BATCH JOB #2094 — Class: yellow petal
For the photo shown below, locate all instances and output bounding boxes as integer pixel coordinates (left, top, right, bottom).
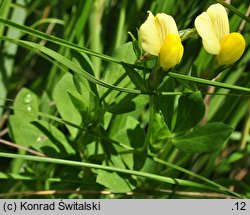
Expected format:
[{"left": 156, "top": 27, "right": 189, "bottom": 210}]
[
  {"left": 139, "top": 11, "right": 161, "bottom": 55},
  {"left": 217, "top": 32, "right": 246, "bottom": 65},
  {"left": 159, "top": 34, "right": 184, "bottom": 70},
  {"left": 155, "top": 13, "right": 178, "bottom": 45},
  {"left": 207, "top": 3, "right": 229, "bottom": 43},
  {"left": 195, "top": 12, "right": 220, "bottom": 55}
]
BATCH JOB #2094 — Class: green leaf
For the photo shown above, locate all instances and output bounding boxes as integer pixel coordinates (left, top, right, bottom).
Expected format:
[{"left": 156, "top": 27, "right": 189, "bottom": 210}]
[
  {"left": 96, "top": 155, "right": 136, "bottom": 192},
  {"left": 150, "top": 112, "right": 171, "bottom": 152},
  {"left": 156, "top": 77, "right": 176, "bottom": 130},
  {"left": 39, "top": 92, "right": 56, "bottom": 119},
  {"left": 174, "top": 91, "right": 205, "bottom": 133},
  {"left": 103, "top": 42, "right": 138, "bottom": 104},
  {"left": 53, "top": 73, "right": 82, "bottom": 137},
  {"left": 88, "top": 90, "right": 102, "bottom": 120},
  {"left": 72, "top": 73, "right": 91, "bottom": 108},
  {"left": 67, "top": 91, "right": 87, "bottom": 114},
  {"left": 128, "top": 31, "right": 141, "bottom": 59},
  {"left": 12, "top": 88, "right": 39, "bottom": 122},
  {"left": 122, "top": 63, "right": 147, "bottom": 91},
  {"left": 67, "top": 91, "right": 98, "bottom": 125},
  {"left": 172, "top": 122, "right": 233, "bottom": 153},
  {"left": 8, "top": 88, "right": 74, "bottom": 157},
  {"left": 8, "top": 115, "right": 40, "bottom": 149},
  {"left": 9, "top": 117, "right": 75, "bottom": 157},
  {"left": 31, "top": 121, "right": 75, "bottom": 156},
  {"left": 106, "top": 94, "right": 148, "bottom": 114},
  {"left": 70, "top": 88, "right": 102, "bottom": 125},
  {"left": 96, "top": 170, "right": 136, "bottom": 192},
  {"left": 71, "top": 51, "right": 98, "bottom": 94},
  {"left": 109, "top": 115, "right": 146, "bottom": 170}
]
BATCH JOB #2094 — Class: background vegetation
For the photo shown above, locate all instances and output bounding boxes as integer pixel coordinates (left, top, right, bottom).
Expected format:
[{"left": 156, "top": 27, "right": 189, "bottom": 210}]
[{"left": 0, "top": 0, "right": 249, "bottom": 198}]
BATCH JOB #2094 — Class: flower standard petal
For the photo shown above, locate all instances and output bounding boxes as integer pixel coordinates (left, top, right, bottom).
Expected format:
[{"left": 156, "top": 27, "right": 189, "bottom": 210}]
[
  {"left": 139, "top": 11, "right": 161, "bottom": 55},
  {"left": 217, "top": 33, "right": 246, "bottom": 65},
  {"left": 207, "top": 3, "right": 230, "bottom": 43},
  {"left": 195, "top": 12, "right": 221, "bottom": 55},
  {"left": 159, "top": 34, "right": 184, "bottom": 70},
  {"left": 155, "top": 13, "right": 178, "bottom": 45}
]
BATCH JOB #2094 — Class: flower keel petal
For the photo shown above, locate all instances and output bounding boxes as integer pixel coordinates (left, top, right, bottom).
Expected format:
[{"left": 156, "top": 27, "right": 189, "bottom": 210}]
[
  {"left": 159, "top": 34, "right": 184, "bottom": 70},
  {"left": 217, "top": 32, "right": 246, "bottom": 65}
]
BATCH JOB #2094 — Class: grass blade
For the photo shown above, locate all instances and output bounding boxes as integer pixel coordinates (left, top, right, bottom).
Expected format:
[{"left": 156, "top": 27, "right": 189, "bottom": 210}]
[{"left": 0, "top": 152, "right": 239, "bottom": 196}]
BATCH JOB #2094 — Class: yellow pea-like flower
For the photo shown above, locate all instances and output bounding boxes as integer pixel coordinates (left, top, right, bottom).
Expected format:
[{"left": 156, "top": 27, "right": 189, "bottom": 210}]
[
  {"left": 139, "top": 11, "right": 183, "bottom": 70},
  {"left": 195, "top": 3, "right": 246, "bottom": 66}
]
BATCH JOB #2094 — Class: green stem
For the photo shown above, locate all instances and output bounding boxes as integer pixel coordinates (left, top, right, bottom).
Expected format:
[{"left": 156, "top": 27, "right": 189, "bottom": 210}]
[
  {"left": 100, "top": 73, "right": 127, "bottom": 102},
  {"left": 168, "top": 72, "right": 250, "bottom": 92},
  {"left": 143, "top": 95, "right": 155, "bottom": 151},
  {"left": 0, "top": 152, "right": 218, "bottom": 191},
  {"left": 149, "top": 153, "right": 244, "bottom": 198},
  {"left": 147, "top": 67, "right": 166, "bottom": 90}
]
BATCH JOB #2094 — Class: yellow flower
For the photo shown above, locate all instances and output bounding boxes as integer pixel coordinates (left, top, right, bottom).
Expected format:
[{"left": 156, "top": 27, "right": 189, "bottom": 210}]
[
  {"left": 195, "top": 3, "right": 246, "bottom": 66},
  {"left": 139, "top": 11, "right": 183, "bottom": 70}
]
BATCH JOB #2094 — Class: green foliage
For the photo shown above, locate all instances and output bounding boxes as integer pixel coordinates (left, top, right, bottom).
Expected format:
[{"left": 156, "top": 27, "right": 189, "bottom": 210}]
[
  {"left": 174, "top": 91, "right": 205, "bottom": 133},
  {"left": 9, "top": 88, "right": 75, "bottom": 157},
  {"left": 53, "top": 73, "right": 82, "bottom": 137},
  {"left": 172, "top": 122, "right": 233, "bottom": 153},
  {"left": 149, "top": 112, "right": 171, "bottom": 152},
  {"left": 0, "top": 0, "right": 249, "bottom": 199}
]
